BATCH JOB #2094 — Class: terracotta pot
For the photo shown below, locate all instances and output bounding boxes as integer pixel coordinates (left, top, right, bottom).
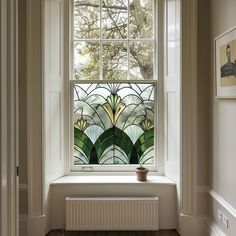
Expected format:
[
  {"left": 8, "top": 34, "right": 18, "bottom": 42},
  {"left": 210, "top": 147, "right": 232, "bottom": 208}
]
[{"left": 135, "top": 167, "right": 148, "bottom": 181}]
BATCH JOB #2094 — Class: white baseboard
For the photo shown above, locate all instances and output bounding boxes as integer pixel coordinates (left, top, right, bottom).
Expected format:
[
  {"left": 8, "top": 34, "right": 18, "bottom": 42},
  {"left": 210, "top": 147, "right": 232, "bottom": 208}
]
[
  {"left": 207, "top": 220, "right": 226, "bottom": 236},
  {"left": 27, "top": 215, "right": 45, "bottom": 236},
  {"left": 180, "top": 214, "right": 208, "bottom": 236}
]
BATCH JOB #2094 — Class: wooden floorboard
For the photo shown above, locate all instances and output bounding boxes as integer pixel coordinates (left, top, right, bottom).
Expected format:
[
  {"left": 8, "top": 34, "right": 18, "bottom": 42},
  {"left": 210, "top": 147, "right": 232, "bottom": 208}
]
[{"left": 47, "top": 230, "right": 179, "bottom": 236}]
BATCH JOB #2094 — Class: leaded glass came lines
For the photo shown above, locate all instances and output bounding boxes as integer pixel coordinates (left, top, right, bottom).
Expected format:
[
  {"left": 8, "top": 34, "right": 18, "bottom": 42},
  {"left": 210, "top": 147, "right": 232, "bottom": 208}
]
[{"left": 73, "top": 82, "right": 155, "bottom": 165}]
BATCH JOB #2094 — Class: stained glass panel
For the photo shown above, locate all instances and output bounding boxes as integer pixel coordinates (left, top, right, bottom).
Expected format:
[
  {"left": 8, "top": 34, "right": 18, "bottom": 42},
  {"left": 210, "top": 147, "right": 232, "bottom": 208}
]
[{"left": 73, "top": 82, "right": 156, "bottom": 166}]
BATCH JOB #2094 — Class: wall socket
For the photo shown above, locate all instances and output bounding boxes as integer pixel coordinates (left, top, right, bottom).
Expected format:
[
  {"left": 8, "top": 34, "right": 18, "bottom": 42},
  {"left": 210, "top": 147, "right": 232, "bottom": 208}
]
[{"left": 217, "top": 209, "right": 229, "bottom": 228}]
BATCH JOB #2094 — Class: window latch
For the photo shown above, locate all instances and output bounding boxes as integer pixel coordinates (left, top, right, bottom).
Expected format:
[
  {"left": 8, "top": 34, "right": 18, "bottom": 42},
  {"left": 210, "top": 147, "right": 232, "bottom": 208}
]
[{"left": 81, "top": 166, "right": 93, "bottom": 171}]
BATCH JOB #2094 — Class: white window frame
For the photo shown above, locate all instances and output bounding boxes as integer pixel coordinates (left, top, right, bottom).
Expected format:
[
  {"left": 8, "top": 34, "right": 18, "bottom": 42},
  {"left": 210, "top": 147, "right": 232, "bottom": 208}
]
[{"left": 67, "top": 0, "right": 164, "bottom": 174}]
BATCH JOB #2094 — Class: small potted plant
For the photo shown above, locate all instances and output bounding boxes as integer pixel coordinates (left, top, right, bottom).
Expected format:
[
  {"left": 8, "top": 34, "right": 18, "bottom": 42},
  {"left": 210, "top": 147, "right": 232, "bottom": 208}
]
[{"left": 135, "top": 163, "right": 148, "bottom": 181}]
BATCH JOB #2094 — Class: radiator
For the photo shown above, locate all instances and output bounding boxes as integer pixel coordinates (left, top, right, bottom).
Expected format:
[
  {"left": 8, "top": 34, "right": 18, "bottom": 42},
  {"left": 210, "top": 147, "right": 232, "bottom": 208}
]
[{"left": 65, "top": 197, "right": 159, "bottom": 231}]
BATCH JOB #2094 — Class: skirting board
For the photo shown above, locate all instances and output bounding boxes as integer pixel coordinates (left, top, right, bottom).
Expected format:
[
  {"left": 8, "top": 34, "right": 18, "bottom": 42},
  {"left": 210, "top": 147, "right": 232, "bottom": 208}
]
[
  {"left": 27, "top": 215, "right": 45, "bottom": 236},
  {"left": 180, "top": 214, "right": 208, "bottom": 236},
  {"left": 180, "top": 214, "right": 227, "bottom": 236},
  {"left": 207, "top": 220, "right": 226, "bottom": 236}
]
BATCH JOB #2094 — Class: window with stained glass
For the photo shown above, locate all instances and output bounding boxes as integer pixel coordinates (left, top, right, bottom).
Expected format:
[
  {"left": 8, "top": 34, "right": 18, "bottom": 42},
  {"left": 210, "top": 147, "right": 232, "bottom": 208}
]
[
  {"left": 73, "top": 82, "right": 156, "bottom": 167},
  {"left": 72, "top": 0, "right": 158, "bottom": 171}
]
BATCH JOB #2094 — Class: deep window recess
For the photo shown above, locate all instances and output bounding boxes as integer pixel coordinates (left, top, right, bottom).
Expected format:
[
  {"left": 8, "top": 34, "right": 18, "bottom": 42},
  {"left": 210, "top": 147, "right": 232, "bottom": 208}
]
[{"left": 71, "top": 0, "right": 158, "bottom": 172}]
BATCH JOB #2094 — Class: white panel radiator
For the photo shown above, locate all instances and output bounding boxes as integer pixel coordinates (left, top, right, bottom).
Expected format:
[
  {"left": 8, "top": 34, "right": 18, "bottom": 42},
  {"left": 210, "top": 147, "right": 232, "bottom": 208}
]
[{"left": 65, "top": 197, "right": 159, "bottom": 231}]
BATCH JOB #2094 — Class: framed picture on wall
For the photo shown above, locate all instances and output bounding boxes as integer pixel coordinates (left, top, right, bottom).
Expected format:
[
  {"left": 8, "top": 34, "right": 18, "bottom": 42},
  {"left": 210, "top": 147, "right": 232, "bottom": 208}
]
[{"left": 215, "top": 26, "right": 236, "bottom": 98}]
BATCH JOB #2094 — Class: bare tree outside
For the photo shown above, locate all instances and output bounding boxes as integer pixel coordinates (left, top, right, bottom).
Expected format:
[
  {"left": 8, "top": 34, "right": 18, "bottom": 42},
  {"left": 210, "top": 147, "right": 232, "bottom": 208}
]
[{"left": 74, "top": 0, "right": 155, "bottom": 80}]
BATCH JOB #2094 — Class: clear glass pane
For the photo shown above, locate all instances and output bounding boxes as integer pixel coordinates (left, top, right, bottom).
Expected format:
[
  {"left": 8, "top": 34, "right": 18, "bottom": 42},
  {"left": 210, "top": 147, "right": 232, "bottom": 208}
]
[
  {"left": 74, "top": 0, "right": 100, "bottom": 39},
  {"left": 102, "top": 42, "right": 128, "bottom": 80},
  {"left": 130, "top": 42, "right": 153, "bottom": 80},
  {"left": 129, "top": 0, "right": 154, "bottom": 39},
  {"left": 102, "top": 0, "right": 128, "bottom": 39},
  {"left": 74, "top": 41, "right": 100, "bottom": 80},
  {"left": 73, "top": 82, "right": 155, "bottom": 165}
]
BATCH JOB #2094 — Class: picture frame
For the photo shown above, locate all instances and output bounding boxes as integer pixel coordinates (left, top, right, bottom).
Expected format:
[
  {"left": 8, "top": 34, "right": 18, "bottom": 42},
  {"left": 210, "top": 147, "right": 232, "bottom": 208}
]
[{"left": 215, "top": 26, "right": 236, "bottom": 98}]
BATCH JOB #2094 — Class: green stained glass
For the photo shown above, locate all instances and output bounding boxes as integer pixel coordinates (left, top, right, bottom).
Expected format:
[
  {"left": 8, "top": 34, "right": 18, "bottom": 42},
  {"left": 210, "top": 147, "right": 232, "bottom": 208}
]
[{"left": 73, "top": 82, "right": 156, "bottom": 165}]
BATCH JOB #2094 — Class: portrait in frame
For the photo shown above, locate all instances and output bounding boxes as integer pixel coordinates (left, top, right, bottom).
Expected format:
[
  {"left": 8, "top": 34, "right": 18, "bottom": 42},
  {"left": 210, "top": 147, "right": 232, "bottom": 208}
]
[{"left": 215, "top": 26, "right": 236, "bottom": 98}]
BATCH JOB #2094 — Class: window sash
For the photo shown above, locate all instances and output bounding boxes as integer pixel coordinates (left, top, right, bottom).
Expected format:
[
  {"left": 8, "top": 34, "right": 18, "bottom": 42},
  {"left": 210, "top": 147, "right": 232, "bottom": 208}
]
[
  {"left": 70, "top": 79, "right": 158, "bottom": 172},
  {"left": 72, "top": 0, "right": 157, "bottom": 81},
  {"left": 69, "top": 0, "right": 160, "bottom": 172}
]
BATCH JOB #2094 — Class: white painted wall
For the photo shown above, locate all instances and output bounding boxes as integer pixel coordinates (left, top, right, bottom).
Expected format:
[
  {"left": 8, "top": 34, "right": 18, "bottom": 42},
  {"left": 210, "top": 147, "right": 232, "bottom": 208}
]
[
  {"left": 209, "top": 0, "right": 236, "bottom": 235},
  {"left": 19, "top": 0, "right": 28, "bottom": 217},
  {"left": 164, "top": 0, "right": 181, "bottom": 188},
  {"left": 180, "top": 0, "right": 210, "bottom": 235},
  {"left": 19, "top": 1, "right": 28, "bottom": 235},
  {"left": 197, "top": 0, "right": 210, "bottom": 217},
  {"left": 50, "top": 182, "right": 177, "bottom": 230},
  {"left": 44, "top": 0, "right": 66, "bottom": 233},
  {"left": 26, "top": 0, "right": 45, "bottom": 235},
  {"left": 1, "top": 0, "right": 19, "bottom": 236},
  {"left": 164, "top": 0, "right": 181, "bottom": 232},
  {"left": 1, "top": 2, "right": 9, "bottom": 235}
]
